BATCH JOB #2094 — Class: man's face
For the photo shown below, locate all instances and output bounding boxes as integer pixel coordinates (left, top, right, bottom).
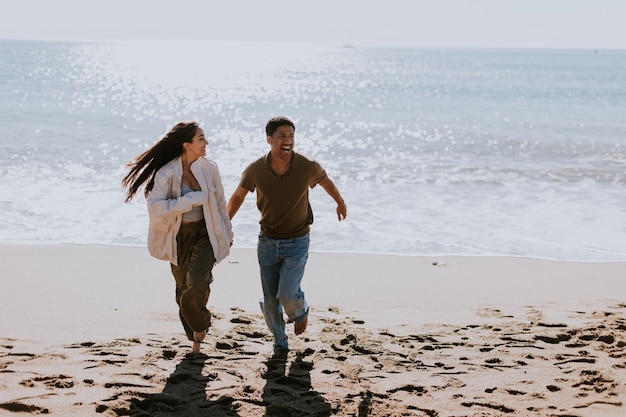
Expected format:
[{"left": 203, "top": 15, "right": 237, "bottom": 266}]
[{"left": 267, "top": 125, "right": 295, "bottom": 161}]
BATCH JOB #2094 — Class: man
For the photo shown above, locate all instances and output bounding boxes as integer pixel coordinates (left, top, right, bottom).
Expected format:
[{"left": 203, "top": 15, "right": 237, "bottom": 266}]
[{"left": 227, "top": 116, "right": 347, "bottom": 356}]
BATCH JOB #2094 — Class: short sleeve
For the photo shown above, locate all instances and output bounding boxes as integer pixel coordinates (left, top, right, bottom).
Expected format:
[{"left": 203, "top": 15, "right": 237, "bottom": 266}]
[
  {"left": 239, "top": 164, "right": 256, "bottom": 192},
  {"left": 310, "top": 160, "right": 327, "bottom": 187}
]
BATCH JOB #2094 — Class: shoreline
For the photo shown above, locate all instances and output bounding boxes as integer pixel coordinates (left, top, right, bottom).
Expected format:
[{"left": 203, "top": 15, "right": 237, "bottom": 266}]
[{"left": 2, "top": 240, "right": 625, "bottom": 262}]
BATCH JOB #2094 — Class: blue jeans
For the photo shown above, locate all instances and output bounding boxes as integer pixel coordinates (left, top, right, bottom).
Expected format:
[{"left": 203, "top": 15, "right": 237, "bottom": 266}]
[{"left": 257, "top": 233, "right": 310, "bottom": 350}]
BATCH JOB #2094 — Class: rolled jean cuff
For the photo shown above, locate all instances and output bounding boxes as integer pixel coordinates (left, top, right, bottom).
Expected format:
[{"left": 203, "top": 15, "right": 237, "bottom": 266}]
[{"left": 288, "top": 306, "right": 309, "bottom": 324}]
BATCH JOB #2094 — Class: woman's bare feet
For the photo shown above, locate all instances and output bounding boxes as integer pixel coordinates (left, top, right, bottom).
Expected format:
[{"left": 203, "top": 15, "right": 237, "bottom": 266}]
[
  {"left": 294, "top": 317, "right": 308, "bottom": 335},
  {"left": 192, "top": 330, "right": 207, "bottom": 353}
]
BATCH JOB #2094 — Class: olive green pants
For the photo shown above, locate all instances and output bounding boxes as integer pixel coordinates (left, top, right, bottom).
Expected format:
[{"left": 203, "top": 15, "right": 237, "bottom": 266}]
[{"left": 170, "top": 220, "right": 215, "bottom": 341}]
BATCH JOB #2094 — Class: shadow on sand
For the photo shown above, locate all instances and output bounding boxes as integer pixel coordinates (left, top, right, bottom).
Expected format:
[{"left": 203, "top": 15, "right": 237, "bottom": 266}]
[
  {"left": 262, "top": 351, "right": 332, "bottom": 416},
  {"left": 128, "top": 353, "right": 241, "bottom": 417},
  {"left": 126, "top": 350, "right": 331, "bottom": 417}
]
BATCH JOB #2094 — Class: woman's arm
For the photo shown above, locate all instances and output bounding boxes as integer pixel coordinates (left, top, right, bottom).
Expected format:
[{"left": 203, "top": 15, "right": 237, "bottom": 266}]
[{"left": 147, "top": 169, "right": 205, "bottom": 217}]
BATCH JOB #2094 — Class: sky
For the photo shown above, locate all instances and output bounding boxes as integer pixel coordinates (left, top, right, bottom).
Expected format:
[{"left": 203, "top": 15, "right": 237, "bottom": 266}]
[{"left": 1, "top": 0, "right": 625, "bottom": 49}]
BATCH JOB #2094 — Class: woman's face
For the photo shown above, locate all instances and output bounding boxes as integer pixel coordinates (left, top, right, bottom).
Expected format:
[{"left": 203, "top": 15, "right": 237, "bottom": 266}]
[{"left": 184, "top": 127, "right": 208, "bottom": 159}]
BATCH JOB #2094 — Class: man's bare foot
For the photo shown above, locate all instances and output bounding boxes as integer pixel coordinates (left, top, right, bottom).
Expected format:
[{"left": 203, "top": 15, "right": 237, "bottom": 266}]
[
  {"left": 192, "top": 330, "right": 207, "bottom": 353},
  {"left": 294, "top": 317, "right": 308, "bottom": 335},
  {"left": 270, "top": 347, "right": 289, "bottom": 363}
]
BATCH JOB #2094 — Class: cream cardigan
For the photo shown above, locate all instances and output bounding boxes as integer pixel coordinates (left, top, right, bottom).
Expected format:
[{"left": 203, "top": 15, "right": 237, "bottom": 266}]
[{"left": 146, "top": 156, "right": 233, "bottom": 266}]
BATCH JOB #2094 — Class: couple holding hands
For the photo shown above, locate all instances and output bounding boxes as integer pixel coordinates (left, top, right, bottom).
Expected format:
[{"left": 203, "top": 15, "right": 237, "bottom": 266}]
[{"left": 122, "top": 116, "right": 347, "bottom": 355}]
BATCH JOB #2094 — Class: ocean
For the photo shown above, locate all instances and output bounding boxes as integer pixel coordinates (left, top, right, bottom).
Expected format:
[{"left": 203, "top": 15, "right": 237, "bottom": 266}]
[{"left": 1, "top": 40, "right": 624, "bottom": 261}]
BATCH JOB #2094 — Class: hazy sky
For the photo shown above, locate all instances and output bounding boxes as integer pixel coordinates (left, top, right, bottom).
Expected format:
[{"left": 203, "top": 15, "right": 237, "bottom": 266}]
[{"left": 1, "top": 0, "right": 625, "bottom": 49}]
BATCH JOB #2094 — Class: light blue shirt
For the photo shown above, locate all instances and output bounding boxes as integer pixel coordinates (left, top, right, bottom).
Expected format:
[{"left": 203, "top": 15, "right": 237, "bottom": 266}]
[{"left": 181, "top": 182, "right": 204, "bottom": 222}]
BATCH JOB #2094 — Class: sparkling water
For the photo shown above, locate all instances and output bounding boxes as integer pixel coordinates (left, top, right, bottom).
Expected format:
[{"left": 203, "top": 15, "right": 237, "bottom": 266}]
[{"left": 1, "top": 40, "right": 625, "bottom": 261}]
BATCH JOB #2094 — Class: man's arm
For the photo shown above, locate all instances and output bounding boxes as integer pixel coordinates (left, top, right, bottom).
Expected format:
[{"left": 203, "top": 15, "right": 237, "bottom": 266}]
[
  {"left": 227, "top": 186, "right": 250, "bottom": 220},
  {"left": 318, "top": 177, "right": 347, "bottom": 221}
]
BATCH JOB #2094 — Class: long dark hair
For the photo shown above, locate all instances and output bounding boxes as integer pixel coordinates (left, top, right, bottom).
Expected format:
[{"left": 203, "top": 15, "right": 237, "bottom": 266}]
[{"left": 122, "top": 121, "right": 199, "bottom": 202}]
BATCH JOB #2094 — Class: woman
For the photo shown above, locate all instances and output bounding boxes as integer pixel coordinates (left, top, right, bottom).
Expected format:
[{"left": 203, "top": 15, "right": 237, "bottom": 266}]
[{"left": 122, "top": 121, "right": 233, "bottom": 353}]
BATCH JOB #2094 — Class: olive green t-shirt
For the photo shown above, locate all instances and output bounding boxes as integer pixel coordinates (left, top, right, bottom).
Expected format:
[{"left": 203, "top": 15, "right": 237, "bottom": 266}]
[{"left": 240, "top": 151, "right": 327, "bottom": 239}]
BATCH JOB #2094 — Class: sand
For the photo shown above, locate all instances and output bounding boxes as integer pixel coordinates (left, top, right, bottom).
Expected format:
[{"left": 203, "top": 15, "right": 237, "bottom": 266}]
[{"left": 0, "top": 244, "right": 624, "bottom": 416}]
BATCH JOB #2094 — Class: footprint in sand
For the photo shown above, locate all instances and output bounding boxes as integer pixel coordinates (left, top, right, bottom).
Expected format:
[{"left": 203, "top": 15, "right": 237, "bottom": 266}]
[
  {"left": 0, "top": 402, "right": 50, "bottom": 414},
  {"left": 20, "top": 374, "right": 76, "bottom": 389}
]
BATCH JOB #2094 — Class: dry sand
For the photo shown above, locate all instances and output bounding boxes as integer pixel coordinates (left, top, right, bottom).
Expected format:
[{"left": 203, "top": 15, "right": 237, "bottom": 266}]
[{"left": 1, "top": 244, "right": 625, "bottom": 416}]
